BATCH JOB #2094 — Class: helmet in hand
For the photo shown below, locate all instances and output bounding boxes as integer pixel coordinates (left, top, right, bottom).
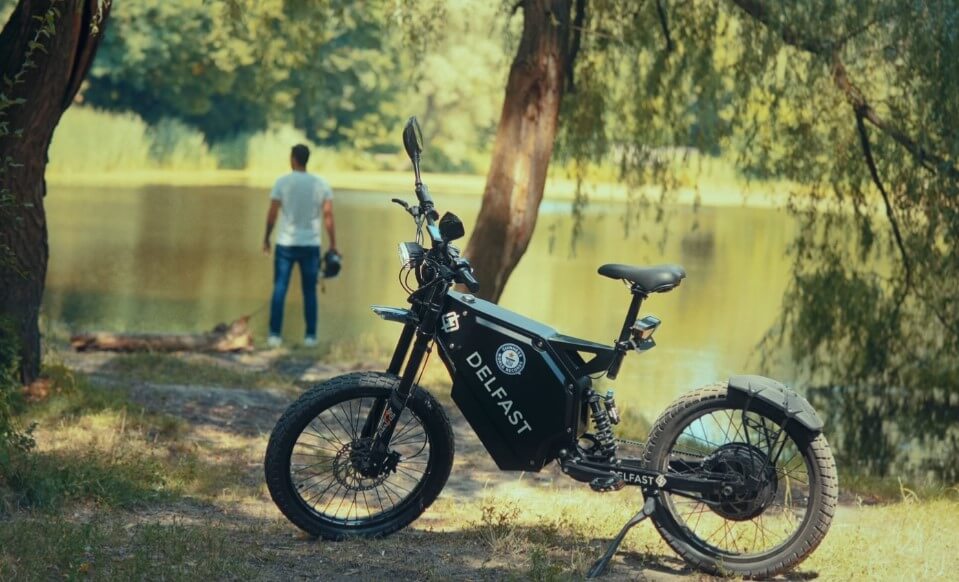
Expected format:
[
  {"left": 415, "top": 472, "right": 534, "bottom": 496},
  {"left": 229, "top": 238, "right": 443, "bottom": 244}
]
[{"left": 322, "top": 249, "right": 342, "bottom": 279}]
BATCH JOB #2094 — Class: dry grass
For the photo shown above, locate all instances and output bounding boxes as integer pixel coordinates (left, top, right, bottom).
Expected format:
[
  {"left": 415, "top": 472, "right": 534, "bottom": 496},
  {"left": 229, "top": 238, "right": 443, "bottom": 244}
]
[{"left": 2, "top": 357, "right": 958, "bottom": 580}]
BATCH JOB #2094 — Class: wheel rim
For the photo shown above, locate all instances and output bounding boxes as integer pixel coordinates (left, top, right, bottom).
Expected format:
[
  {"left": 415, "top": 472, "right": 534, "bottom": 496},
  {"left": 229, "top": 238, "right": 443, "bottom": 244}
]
[
  {"left": 659, "top": 406, "right": 814, "bottom": 559},
  {"left": 289, "top": 396, "right": 431, "bottom": 525}
]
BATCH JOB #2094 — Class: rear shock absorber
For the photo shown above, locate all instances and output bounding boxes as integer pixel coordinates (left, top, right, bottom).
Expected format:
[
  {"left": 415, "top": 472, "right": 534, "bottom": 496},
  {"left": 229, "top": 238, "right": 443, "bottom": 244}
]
[{"left": 588, "top": 390, "right": 618, "bottom": 459}]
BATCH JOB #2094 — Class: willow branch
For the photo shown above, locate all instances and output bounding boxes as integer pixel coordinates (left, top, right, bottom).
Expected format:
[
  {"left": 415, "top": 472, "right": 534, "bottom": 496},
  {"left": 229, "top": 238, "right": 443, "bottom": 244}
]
[
  {"left": 567, "top": 0, "right": 586, "bottom": 91},
  {"left": 655, "top": 0, "right": 674, "bottom": 53},
  {"left": 729, "top": 0, "right": 959, "bottom": 181},
  {"left": 854, "top": 112, "right": 912, "bottom": 296}
]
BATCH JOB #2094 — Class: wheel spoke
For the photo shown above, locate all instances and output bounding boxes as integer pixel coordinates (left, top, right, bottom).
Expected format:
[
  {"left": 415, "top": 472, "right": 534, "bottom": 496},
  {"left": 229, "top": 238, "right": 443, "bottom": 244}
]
[
  {"left": 288, "top": 393, "right": 433, "bottom": 527},
  {"left": 660, "top": 405, "right": 813, "bottom": 559}
]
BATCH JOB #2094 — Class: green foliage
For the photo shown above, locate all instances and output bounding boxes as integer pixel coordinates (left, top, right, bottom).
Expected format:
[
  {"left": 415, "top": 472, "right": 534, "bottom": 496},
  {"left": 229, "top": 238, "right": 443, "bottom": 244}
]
[
  {"left": 0, "top": 319, "right": 32, "bottom": 457},
  {"left": 48, "top": 107, "right": 217, "bottom": 173},
  {"left": 73, "top": 0, "right": 506, "bottom": 172},
  {"left": 84, "top": 1, "right": 401, "bottom": 145},
  {"left": 553, "top": 0, "right": 959, "bottom": 481}
]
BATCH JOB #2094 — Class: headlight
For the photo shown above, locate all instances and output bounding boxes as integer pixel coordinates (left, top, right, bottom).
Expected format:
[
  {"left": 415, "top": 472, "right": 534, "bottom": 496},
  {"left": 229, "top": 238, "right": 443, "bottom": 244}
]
[{"left": 398, "top": 242, "right": 424, "bottom": 266}]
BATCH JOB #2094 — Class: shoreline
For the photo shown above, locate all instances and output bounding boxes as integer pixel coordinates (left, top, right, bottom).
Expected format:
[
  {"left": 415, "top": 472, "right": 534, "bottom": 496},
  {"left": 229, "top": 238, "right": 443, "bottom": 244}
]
[{"left": 46, "top": 169, "right": 793, "bottom": 209}]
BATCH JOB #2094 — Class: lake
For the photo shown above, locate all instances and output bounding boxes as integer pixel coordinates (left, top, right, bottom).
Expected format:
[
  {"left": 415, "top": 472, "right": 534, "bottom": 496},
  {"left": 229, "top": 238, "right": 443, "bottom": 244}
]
[{"left": 44, "top": 183, "right": 796, "bottom": 416}]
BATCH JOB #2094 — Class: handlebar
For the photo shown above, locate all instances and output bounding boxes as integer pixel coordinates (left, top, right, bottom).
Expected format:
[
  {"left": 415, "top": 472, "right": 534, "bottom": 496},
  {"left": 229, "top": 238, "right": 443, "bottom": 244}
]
[
  {"left": 415, "top": 183, "right": 438, "bottom": 221},
  {"left": 453, "top": 259, "right": 480, "bottom": 293},
  {"left": 398, "top": 146, "right": 480, "bottom": 293},
  {"left": 458, "top": 268, "right": 481, "bottom": 293}
]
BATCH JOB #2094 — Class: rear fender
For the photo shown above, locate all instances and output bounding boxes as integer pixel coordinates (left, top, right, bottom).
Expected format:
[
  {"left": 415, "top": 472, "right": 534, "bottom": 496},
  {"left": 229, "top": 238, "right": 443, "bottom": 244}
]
[{"left": 727, "top": 375, "right": 824, "bottom": 434}]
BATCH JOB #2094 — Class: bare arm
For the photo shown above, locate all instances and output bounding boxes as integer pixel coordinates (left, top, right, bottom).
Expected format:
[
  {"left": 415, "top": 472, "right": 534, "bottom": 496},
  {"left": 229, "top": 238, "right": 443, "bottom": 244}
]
[
  {"left": 263, "top": 199, "right": 280, "bottom": 254},
  {"left": 323, "top": 198, "right": 337, "bottom": 251}
]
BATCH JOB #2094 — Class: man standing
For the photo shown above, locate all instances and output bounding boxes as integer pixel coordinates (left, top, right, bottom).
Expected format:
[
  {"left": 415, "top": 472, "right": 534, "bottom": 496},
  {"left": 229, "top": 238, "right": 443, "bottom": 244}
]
[{"left": 263, "top": 144, "right": 336, "bottom": 348}]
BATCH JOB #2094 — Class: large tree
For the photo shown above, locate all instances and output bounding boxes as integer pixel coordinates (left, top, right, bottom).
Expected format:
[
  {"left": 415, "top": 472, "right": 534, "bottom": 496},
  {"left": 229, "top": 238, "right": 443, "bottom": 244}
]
[
  {"left": 0, "top": 0, "right": 111, "bottom": 384},
  {"left": 463, "top": 0, "right": 575, "bottom": 301}
]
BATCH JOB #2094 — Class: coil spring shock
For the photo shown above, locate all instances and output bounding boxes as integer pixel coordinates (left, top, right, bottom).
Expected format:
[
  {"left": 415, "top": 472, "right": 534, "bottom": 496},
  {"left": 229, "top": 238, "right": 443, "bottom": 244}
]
[{"left": 588, "top": 390, "right": 618, "bottom": 458}]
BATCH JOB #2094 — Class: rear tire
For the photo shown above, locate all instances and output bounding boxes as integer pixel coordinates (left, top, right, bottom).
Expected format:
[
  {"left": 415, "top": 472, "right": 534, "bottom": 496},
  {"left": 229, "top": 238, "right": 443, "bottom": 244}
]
[
  {"left": 643, "top": 384, "right": 838, "bottom": 578},
  {"left": 264, "top": 372, "right": 454, "bottom": 539}
]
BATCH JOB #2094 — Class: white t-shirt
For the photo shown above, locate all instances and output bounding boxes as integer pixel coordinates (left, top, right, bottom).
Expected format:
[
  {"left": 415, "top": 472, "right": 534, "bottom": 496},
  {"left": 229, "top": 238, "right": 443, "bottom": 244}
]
[{"left": 269, "top": 171, "right": 333, "bottom": 247}]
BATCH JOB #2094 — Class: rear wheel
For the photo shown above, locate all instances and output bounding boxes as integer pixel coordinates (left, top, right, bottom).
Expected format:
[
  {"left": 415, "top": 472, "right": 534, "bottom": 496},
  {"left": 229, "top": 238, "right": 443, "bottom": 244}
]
[
  {"left": 264, "top": 372, "right": 454, "bottom": 539},
  {"left": 643, "top": 384, "right": 837, "bottom": 578}
]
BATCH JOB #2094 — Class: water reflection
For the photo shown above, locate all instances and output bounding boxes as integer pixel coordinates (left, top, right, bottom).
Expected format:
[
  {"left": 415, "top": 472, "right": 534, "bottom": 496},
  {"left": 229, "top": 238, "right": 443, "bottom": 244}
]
[
  {"left": 807, "top": 384, "right": 959, "bottom": 483},
  {"left": 44, "top": 184, "right": 795, "bottom": 421}
]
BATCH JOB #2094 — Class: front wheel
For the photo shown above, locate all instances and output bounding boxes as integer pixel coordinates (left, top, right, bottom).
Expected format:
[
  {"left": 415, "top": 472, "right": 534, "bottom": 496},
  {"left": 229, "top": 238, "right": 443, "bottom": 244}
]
[
  {"left": 264, "top": 372, "right": 454, "bottom": 539},
  {"left": 643, "top": 384, "right": 838, "bottom": 578}
]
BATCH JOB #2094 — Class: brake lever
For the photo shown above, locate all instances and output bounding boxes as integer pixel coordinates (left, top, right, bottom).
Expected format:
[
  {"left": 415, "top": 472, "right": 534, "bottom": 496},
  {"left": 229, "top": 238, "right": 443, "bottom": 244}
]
[{"left": 391, "top": 198, "right": 419, "bottom": 217}]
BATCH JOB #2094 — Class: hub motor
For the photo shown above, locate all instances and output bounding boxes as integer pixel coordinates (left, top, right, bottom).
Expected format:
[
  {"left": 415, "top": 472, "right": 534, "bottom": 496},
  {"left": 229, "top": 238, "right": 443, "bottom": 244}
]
[{"left": 702, "top": 443, "right": 778, "bottom": 521}]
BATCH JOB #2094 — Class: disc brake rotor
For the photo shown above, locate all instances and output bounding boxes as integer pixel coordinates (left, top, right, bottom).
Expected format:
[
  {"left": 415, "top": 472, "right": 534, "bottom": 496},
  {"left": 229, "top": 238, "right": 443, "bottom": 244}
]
[{"left": 330, "top": 440, "right": 399, "bottom": 492}]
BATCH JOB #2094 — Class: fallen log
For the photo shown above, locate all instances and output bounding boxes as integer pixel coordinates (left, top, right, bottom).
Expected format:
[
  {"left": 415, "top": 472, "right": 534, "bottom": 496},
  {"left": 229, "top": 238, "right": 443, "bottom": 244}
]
[{"left": 70, "top": 317, "right": 254, "bottom": 353}]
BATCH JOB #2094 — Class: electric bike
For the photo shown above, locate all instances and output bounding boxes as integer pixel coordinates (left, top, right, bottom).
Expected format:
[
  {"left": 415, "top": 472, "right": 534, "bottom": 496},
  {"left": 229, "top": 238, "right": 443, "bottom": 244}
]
[{"left": 264, "top": 117, "right": 838, "bottom": 578}]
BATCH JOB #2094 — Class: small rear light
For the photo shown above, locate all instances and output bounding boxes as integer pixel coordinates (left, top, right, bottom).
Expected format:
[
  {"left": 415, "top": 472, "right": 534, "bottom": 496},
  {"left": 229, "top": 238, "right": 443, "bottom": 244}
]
[{"left": 631, "top": 315, "right": 661, "bottom": 341}]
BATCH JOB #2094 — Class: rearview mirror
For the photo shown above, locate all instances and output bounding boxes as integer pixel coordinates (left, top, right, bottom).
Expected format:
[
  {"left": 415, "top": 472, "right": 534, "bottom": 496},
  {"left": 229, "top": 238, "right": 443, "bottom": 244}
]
[
  {"left": 439, "top": 212, "right": 465, "bottom": 242},
  {"left": 403, "top": 116, "right": 424, "bottom": 161}
]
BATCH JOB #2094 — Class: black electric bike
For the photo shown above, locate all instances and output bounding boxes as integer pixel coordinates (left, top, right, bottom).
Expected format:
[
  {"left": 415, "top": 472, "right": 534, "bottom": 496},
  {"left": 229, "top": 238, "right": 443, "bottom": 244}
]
[{"left": 265, "top": 117, "right": 838, "bottom": 578}]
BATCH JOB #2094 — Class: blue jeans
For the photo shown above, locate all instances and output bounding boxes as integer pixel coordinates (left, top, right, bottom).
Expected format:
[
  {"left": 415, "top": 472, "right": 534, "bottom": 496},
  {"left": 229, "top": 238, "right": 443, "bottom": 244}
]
[{"left": 269, "top": 245, "right": 320, "bottom": 337}]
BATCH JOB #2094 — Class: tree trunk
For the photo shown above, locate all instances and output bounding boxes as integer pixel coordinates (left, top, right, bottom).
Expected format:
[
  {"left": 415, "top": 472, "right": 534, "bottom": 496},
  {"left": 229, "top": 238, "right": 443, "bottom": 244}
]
[
  {"left": 0, "top": 0, "right": 111, "bottom": 384},
  {"left": 463, "top": 0, "right": 573, "bottom": 302}
]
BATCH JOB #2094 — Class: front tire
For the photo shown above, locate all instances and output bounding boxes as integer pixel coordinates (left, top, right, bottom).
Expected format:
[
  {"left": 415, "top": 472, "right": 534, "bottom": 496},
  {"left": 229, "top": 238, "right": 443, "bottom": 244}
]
[
  {"left": 264, "top": 372, "right": 454, "bottom": 539},
  {"left": 643, "top": 384, "right": 838, "bottom": 578}
]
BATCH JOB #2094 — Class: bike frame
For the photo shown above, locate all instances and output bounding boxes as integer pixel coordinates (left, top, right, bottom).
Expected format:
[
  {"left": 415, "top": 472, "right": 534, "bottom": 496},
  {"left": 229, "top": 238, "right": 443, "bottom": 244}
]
[{"left": 366, "top": 274, "right": 749, "bottom": 500}]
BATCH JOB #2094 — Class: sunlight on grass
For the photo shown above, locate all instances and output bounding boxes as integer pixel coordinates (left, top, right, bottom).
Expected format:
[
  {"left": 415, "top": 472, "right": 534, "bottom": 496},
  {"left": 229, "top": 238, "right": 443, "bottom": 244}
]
[
  {"left": 102, "top": 352, "right": 297, "bottom": 392},
  {"left": 1, "top": 367, "right": 265, "bottom": 512}
]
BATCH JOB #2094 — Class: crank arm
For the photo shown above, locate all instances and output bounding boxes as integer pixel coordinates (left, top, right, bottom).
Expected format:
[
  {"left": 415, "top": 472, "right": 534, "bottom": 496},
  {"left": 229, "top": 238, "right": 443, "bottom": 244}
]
[{"left": 560, "top": 458, "right": 623, "bottom": 483}]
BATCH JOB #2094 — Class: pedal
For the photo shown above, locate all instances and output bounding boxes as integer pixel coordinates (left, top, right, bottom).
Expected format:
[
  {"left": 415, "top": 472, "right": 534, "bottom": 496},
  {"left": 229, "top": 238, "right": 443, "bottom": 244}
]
[{"left": 589, "top": 475, "right": 625, "bottom": 492}]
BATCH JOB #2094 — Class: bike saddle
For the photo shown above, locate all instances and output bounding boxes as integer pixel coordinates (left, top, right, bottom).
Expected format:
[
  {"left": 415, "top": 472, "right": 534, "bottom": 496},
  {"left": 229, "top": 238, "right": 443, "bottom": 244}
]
[{"left": 597, "top": 263, "right": 686, "bottom": 293}]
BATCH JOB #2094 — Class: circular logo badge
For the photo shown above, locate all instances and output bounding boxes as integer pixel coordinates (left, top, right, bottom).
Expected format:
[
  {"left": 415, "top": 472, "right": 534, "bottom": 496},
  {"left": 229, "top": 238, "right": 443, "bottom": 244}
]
[{"left": 495, "top": 343, "right": 526, "bottom": 376}]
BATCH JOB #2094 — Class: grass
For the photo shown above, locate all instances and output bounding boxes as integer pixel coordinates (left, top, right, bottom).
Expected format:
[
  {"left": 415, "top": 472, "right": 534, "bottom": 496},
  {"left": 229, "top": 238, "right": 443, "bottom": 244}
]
[
  {"left": 100, "top": 352, "right": 297, "bottom": 392},
  {"left": 838, "top": 471, "right": 959, "bottom": 504},
  {"left": 0, "top": 364, "right": 259, "bottom": 513},
  {"left": 0, "top": 517, "right": 261, "bottom": 581},
  {"left": 2, "top": 353, "right": 958, "bottom": 580}
]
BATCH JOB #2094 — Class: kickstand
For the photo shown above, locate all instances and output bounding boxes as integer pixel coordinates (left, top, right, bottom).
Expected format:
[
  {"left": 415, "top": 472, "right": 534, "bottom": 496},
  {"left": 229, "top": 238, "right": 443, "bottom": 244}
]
[{"left": 586, "top": 495, "right": 658, "bottom": 578}]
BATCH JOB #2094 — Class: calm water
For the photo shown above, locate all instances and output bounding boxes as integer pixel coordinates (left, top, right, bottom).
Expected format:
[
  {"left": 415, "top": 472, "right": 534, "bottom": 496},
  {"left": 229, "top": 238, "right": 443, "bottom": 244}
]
[{"left": 44, "top": 184, "right": 796, "bottom": 415}]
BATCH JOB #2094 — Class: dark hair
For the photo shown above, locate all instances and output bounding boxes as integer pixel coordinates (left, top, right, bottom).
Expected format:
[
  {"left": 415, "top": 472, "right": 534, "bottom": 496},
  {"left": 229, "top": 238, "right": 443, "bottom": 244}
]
[{"left": 291, "top": 144, "right": 310, "bottom": 166}]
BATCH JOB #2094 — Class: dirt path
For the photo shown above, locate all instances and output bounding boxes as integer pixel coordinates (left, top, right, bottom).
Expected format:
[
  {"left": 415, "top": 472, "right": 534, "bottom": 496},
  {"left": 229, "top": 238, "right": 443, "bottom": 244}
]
[{"left": 53, "top": 351, "right": 753, "bottom": 580}]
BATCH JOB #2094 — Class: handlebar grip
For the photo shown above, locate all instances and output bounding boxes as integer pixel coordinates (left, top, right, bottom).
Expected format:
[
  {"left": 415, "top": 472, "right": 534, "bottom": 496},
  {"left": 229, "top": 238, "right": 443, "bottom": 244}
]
[
  {"left": 456, "top": 266, "right": 480, "bottom": 293},
  {"left": 462, "top": 271, "right": 480, "bottom": 294}
]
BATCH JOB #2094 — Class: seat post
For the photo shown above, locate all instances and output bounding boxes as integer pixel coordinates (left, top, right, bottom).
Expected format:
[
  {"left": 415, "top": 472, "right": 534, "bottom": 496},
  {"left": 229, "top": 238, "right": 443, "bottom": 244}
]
[
  {"left": 617, "top": 287, "right": 646, "bottom": 344},
  {"left": 607, "top": 287, "right": 646, "bottom": 379}
]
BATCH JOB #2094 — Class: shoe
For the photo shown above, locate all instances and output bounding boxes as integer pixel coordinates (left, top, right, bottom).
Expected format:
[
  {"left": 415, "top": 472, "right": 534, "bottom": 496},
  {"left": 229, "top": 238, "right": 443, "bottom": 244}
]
[
  {"left": 303, "top": 336, "right": 318, "bottom": 347},
  {"left": 266, "top": 335, "right": 283, "bottom": 348}
]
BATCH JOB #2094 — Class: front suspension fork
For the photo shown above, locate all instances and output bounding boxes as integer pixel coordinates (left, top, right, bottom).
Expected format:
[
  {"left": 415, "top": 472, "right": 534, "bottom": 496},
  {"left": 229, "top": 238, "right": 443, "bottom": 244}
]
[
  {"left": 360, "top": 322, "right": 415, "bottom": 439},
  {"left": 361, "top": 283, "right": 448, "bottom": 453},
  {"left": 369, "top": 330, "right": 433, "bottom": 449}
]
